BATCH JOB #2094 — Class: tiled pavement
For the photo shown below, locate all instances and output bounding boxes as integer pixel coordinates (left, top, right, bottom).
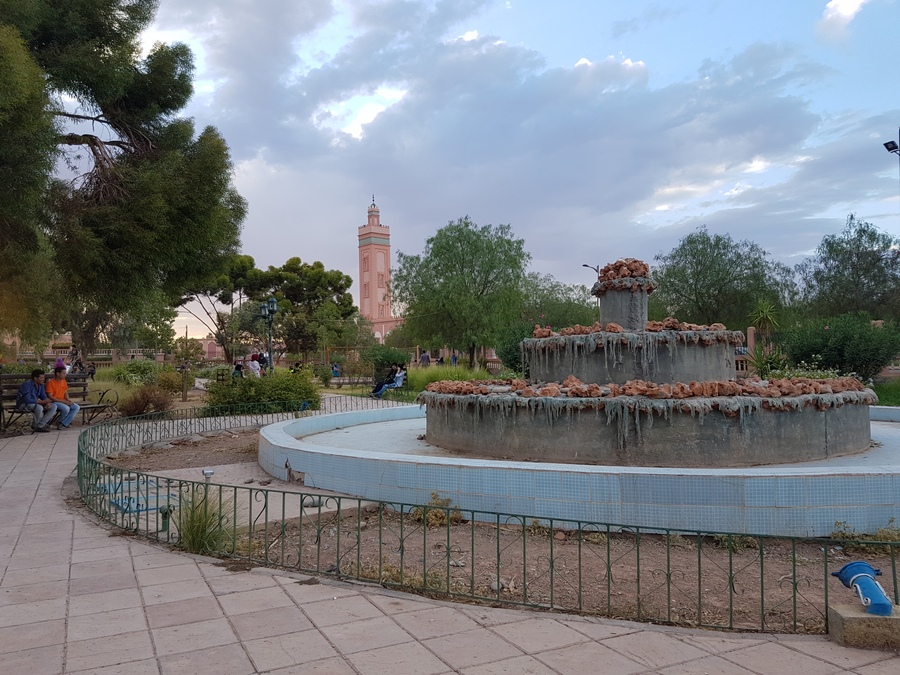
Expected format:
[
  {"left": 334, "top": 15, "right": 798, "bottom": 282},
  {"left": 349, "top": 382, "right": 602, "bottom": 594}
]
[{"left": 1, "top": 430, "right": 899, "bottom": 675}]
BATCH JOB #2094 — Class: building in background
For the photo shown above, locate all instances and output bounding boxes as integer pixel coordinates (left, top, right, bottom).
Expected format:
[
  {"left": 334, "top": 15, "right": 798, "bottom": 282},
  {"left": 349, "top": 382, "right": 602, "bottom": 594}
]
[{"left": 358, "top": 199, "right": 401, "bottom": 342}]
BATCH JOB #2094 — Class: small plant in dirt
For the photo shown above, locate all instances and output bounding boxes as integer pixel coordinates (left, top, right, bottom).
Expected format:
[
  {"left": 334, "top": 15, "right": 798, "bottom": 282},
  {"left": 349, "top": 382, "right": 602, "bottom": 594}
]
[
  {"left": 831, "top": 519, "right": 900, "bottom": 555},
  {"left": 711, "top": 534, "right": 759, "bottom": 552},
  {"left": 175, "top": 488, "right": 232, "bottom": 555},
  {"left": 410, "top": 493, "right": 464, "bottom": 528},
  {"left": 118, "top": 385, "right": 174, "bottom": 417}
]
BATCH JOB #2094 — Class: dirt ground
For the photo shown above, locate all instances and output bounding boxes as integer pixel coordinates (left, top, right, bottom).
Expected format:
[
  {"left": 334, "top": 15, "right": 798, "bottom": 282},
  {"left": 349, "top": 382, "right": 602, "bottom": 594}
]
[
  {"left": 105, "top": 429, "right": 259, "bottom": 471},
  {"left": 101, "top": 428, "right": 897, "bottom": 634}
]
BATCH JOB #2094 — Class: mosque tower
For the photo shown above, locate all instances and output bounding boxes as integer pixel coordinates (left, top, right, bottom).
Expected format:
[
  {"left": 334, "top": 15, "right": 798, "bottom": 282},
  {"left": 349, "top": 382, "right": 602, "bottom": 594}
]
[{"left": 357, "top": 198, "right": 400, "bottom": 342}]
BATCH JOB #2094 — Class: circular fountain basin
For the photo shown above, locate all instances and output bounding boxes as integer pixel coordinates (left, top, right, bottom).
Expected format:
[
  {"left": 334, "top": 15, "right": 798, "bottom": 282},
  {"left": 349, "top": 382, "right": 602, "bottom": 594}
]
[
  {"left": 257, "top": 405, "right": 900, "bottom": 537},
  {"left": 419, "top": 391, "right": 874, "bottom": 468}
]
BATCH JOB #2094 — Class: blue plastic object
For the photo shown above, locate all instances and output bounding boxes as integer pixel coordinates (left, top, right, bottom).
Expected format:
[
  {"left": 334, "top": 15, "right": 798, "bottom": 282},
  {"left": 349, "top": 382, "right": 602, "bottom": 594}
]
[{"left": 832, "top": 561, "right": 894, "bottom": 616}]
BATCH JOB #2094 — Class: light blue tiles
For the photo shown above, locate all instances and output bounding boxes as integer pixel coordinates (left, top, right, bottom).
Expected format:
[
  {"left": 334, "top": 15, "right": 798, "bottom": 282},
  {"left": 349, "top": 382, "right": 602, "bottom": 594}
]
[{"left": 260, "top": 409, "right": 900, "bottom": 539}]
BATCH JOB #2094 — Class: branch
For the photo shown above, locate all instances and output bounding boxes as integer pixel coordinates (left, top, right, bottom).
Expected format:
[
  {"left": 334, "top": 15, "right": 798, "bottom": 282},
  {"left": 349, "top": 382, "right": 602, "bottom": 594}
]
[{"left": 55, "top": 111, "right": 109, "bottom": 125}]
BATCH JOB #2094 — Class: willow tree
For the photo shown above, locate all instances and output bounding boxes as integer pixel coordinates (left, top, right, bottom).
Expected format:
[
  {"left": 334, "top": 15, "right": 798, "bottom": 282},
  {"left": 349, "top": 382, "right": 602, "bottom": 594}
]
[
  {"left": 0, "top": 0, "right": 246, "bottom": 350},
  {"left": 392, "top": 217, "right": 530, "bottom": 368}
]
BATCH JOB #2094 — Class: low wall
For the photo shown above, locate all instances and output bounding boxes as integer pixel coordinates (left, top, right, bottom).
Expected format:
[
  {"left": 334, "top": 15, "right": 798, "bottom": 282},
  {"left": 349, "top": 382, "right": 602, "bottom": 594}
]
[
  {"left": 420, "top": 392, "right": 873, "bottom": 468},
  {"left": 523, "top": 331, "right": 741, "bottom": 385},
  {"left": 258, "top": 406, "right": 900, "bottom": 537}
]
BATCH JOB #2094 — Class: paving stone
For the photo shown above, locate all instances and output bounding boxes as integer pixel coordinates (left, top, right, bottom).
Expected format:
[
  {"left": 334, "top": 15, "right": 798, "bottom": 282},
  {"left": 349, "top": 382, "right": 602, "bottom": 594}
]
[
  {"left": 722, "top": 641, "right": 847, "bottom": 675},
  {"left": 0, "top": 579, "right": 69, "bottom": 606},
  {"left": 780, "top": 636, "right": 893, "bottom": 670},
  {"left": 145, "top": 595, "right": 224, "bottom": 629},
  {"left": 229, "top": 604, "right": 313, "bottom": 641},
  {"left": 243, "top": 629, "right": 339, "bottom": 671},
  {"left": 5, "top": 549, "right": 71, "bottom": 570},
  {"left": 422, "top": 628, "right": 525, "bottom": 670},
  {"left": 70, "top": 557, "right": 135, "bottom": 579},
  {"left": 301, "top": 594, "right": 385, "bottom": 627},
  {"left": 135, "top": 562, "right": 204, "bottom": 586},
  {"left": 68, "top": 588, "right": 143, "bottom": 618},
  {"left": 70, "top": 544, "right": 132, "bottom": 564},
  {"left": 67, "top": 606, "right": 148, "bottom": 642},
  {"left": 69, "top": 572, "right": 137, "bottom": 596},
  {"left": 217, "top": 584, "right": 295, "bottom": 616},
  {"left": 152, "top": 617, "right": 239, "bottom": 656},
  {"left": 0, "top": 596, "right": 67, "bottom": 628},
  {"left": 319, "top": 615, "right": 414, "bottom": 654},
  {"left": 159, "top": 642, "right": 254, "bottom": 675},
  {"left": 656, "top": 654, "right": 760, "bottom": 674},
  {"left": 460, "top": 654, "right": 558, "bottom": 675},
  {"left": 207, "top": 571, "right": 278, "bottom": 595},
  {"left": 348, "top": 640, "right": 451, "bottom": 675},
  {"left": 599, "top": 630, "right": 709, "bottom": 669},
  {"left": 141, "top": 578, "right": 213, "bottom": 606},
  {"left": 0, "top": 562, "right": 69, "bottom": 587},
  {"left": 263, "top": 655, "right": 357, "bottom": 674},
  {"left": 64, "top": 629, "right": 154, "bottom": 672},
  {"left": 490, "top": 617, "right": 591, "bottom": 653},
  {"left": 66, "top": 656, "right": 161, "bottom": 675},
  {"left": 0, "top": 618, "right": 66, "bottom": 654},
  {"left": 0, "top": 643, "right": 64, "bottom": 675},
  {"left": 392, "top": 606, "right": 483, "bottom": 640},
  {"left": 536, "top": 641, "right": 644, "bottom": 675}
]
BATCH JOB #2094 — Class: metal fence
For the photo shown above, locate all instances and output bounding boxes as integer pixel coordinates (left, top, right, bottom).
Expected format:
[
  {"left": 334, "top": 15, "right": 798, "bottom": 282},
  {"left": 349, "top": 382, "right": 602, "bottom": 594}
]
[{"left": 76, "top": 397, "right": 899, "bottom": 634}]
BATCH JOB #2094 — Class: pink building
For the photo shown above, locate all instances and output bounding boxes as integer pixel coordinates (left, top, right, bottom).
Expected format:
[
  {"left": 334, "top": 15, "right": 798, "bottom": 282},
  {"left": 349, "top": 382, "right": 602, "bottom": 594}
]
[{"left": 358, "top": 199, "right": 401, "bottom": 342}]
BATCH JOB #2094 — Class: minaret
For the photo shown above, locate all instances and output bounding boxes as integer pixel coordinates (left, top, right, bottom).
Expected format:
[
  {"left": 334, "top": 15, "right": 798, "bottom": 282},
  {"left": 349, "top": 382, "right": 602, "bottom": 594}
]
[{"left": 358, "top": 197, "right": 398, "bottom": 342}]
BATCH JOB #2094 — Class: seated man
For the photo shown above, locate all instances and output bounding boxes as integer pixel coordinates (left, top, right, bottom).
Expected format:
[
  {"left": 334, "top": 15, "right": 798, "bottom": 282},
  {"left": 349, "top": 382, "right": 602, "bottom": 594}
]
[
  {"left": 16, "top": 369, "right": 58, "bottom": 432},
  {"left": 371, "top": 366, "right": 406, "bottom": 399},
  {"left": 46, "top": 366, "right": 80, "bottom": 429}
]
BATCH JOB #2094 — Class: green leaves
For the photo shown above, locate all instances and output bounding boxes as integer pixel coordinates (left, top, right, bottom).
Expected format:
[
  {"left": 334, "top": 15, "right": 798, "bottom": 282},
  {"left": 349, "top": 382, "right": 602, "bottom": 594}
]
[{"left": 392, "top": 217, "right": 530, "bottom": 365}]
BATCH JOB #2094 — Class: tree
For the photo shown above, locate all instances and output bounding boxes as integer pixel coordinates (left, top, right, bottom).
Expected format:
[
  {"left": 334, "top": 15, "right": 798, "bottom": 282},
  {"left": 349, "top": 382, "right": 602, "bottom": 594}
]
[
  {"left": 653, "top": 227, "right": 795, "bottom": 329},
  {"left": 253, "top": 258, "right": 356, "bottom": 359},
  {"left": 494, "top": 273, "right": 597, "bottom": 373},
  {"left": 392, "top": 217, "right": 530, "bottom": 368},
  {"left": 0, "top": 1, "right": 247, "bottom": 348},
  {"left": 179, "top": 254, "right": 263, "bottom": 364},
  {"left": 0, "top": 24, "right": 62, "bottom": 343},
  {"left": 796, "top": 215, "right": 900, "bottom": 320}
]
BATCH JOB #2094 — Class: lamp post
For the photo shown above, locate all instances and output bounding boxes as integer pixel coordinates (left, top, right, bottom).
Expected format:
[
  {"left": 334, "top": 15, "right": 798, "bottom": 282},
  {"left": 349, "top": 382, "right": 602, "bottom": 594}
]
[
  {"left": 259, "top": 297, "right": 277, "bottom": 374},
  {"left": 885, "top": 129, "right": 900, "bottom": 206}
]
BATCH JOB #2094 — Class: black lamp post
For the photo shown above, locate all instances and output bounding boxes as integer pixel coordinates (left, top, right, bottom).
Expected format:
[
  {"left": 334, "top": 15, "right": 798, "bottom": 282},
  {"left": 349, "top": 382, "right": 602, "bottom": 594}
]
[
  {"left": 885, "top": 129, "right": 900, "bottom": 205},
  {"left": 259, "top": 297, "right": 277, "bottom": 373}
]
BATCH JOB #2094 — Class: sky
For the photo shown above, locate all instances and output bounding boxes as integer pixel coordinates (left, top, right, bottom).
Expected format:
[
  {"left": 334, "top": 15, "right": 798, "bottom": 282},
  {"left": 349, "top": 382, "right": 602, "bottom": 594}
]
[{"left": 141, "top": 0, "right": 900, "bottom": 335}]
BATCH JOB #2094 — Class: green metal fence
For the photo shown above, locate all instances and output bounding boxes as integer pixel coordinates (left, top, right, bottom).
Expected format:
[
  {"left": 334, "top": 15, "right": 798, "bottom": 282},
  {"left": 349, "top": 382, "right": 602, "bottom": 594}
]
[{"left": 77, "top": 397, "right": 899, "bottom": 634}]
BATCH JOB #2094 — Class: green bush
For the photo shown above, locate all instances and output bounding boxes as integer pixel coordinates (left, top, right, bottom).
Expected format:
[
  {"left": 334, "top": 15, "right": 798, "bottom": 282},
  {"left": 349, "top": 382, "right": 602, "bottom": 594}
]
[
  {"left": 872, "top": 379, "right": 900, "bottom": 406},
  {"left": 406, "top": 365, "right": 493, "bottom": 391},
  {"left": 781, "top": 314, "right": 900, "bottom": 381},
  {"left": 118, "top": 385, "right": 174, "bottom": 417},
  {"left": 110, "top": 360, "right": 158, "bottom": 386},
  {"left": 0, "top": 362, "right": 44, "bottom": 374},
  {"left": 361, "top": 344, "right": 410, "bottom": 372},
  {"left": 204, "top": 371, "right": 320, "bottom": 409},
  {"left": 156, "top": 370, "right": 195, "bottom": 393}
]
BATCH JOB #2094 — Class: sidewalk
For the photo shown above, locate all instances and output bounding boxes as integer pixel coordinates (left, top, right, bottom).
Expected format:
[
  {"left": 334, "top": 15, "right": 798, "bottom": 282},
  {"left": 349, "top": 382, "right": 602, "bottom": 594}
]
[{"left": 1, "top": 430, "right": 898, "bottom": 674}]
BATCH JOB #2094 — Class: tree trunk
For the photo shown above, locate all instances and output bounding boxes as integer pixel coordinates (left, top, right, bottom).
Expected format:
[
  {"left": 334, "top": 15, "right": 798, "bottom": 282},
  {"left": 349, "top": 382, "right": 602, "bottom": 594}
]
[{"left": 468, "top": 344, "right": 476, "bottom": 369}]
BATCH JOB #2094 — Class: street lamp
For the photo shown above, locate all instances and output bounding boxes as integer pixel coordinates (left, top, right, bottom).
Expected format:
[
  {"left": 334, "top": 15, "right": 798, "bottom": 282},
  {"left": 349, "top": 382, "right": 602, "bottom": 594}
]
[
  {"left": 259, "top": 297, "right": 277, "bottom": 373},
  {"left": 884, "top": 128, "right": 900, "bottom": 205}
]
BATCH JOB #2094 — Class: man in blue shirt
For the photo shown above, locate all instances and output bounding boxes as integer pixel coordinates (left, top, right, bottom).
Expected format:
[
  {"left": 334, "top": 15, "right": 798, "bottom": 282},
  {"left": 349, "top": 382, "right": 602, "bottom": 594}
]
[{"left": 16, "top": 369, "right": 58, "bottom": 432}]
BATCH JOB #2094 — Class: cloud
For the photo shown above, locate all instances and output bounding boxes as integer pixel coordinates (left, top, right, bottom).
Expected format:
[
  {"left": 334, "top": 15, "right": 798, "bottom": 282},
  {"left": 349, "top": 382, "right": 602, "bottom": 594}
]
[
  {"left": 144, "top": 0, "right": 895, "bottom": 303},
  {"left": 611, "top": 5, "right": 685, "bottom": 38},
  {"left": 816, "top": 0, "right": 870, "bottom": 41}
]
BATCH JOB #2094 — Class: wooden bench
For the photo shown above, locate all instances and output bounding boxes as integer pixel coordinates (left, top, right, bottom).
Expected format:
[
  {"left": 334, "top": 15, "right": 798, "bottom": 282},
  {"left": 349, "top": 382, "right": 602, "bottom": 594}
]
[{"left": 1, "top": 372, "right": 119, "bottom": 432}]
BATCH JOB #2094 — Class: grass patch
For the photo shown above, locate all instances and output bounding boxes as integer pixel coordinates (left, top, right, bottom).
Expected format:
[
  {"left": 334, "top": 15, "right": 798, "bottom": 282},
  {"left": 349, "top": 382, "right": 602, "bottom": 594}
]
[
  {"left": 872, "top": 378, "right": 900, "bottom": 406},
  {"left": 175, "top": 487, "right": 232, "bottom": 555},
  {"left": 409, "top": 492, "right": 464, "bottom": 528},
  {"left": 831, "top": 519, "right": 900, "bottom": 555}
]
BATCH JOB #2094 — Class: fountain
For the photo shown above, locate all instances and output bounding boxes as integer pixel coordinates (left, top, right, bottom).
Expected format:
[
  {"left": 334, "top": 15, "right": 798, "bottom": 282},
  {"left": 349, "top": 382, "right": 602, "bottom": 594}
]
[
  {"left": 259, "top": 258, "right": 896, "bottom": 537},
  {"left": 418, "top": 259, "right": 875, "bottom": 468}
]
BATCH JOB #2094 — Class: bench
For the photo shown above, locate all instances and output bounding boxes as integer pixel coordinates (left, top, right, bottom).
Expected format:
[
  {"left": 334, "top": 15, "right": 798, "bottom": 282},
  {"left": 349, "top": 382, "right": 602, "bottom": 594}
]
[{"left": 1, "top": 372, "right": 119, "bottom": 432}]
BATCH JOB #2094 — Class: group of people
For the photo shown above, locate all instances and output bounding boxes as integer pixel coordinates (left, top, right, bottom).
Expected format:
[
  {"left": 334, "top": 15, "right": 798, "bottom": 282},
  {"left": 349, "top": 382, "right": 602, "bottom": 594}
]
[
  {"left": 232, "top": 353, "right": 269, "bottom": 379},
  {"left": 369, "top": 362, "right": 406, "bottom": 398},
  {"left": 15, "top": 368, "right": 80, "bottom": 432},
  {"left": 418, "top": 351, "right": 458, "bottom": 367}
]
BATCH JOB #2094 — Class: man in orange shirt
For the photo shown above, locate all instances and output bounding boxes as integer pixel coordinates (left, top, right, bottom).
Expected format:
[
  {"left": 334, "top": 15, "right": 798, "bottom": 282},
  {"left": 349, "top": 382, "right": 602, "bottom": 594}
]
[{"left": 45, "top": 366, "right": 80, "bottom": 429}]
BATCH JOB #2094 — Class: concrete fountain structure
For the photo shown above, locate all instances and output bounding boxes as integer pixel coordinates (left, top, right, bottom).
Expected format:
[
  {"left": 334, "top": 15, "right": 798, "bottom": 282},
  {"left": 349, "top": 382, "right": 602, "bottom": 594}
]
[
  {"left": 259, "top": 259, "right": 897, "bottom": 537},
  {"left": 419, "top": 259, "right": 875, "bottom": 468}
]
